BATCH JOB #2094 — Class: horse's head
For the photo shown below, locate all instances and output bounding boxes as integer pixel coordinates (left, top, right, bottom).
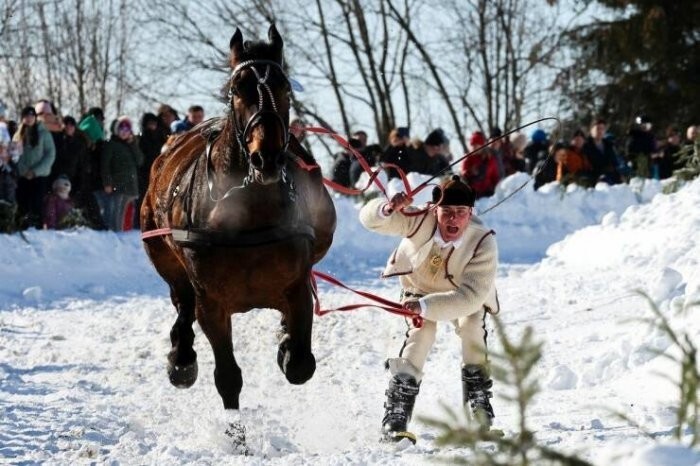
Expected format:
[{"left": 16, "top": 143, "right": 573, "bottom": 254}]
[{"left": 227, "top": 25, "right": 291, "bottom": 185}]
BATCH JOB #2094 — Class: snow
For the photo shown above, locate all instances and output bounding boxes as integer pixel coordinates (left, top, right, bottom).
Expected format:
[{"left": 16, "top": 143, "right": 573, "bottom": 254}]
[{"left": 1, "top": 175, "right": 699, "bottom": 464}]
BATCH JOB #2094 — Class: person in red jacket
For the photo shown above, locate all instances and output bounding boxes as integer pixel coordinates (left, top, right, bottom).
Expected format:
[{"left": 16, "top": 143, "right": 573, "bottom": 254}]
[{"left": 460, "top": 131, "right": 500, "bottom": 198}]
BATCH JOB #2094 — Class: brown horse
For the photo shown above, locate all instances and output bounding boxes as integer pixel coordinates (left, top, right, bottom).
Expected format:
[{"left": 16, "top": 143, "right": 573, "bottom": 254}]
[{"left": 140, "top": 25, "right": 336, "bottom": 410}]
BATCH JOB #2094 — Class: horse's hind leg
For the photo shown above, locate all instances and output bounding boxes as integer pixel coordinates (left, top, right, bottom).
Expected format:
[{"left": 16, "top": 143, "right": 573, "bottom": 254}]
[
  {"left": 278, "top": 275, "right": 316, "bottom": 384},
  {"left": 197, "top": 298, "right": 243, "bottom": 409}
]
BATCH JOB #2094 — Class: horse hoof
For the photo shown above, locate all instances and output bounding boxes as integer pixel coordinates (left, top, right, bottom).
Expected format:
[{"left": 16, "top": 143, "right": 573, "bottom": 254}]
[
  {"left": 280, "top": 350, "right": 316, "bottom": 385},
  {"left": 168, "top": 361, "right": 198, "bottom": 388}
]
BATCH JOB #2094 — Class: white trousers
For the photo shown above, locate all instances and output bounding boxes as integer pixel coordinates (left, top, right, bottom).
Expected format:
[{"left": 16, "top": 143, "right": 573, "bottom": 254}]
[{"left": 398, "top": 309, "right": 489, "bottom": 373}]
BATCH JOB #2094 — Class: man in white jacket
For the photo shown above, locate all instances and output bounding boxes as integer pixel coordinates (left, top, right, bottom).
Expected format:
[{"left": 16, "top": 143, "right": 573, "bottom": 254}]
[{"left": 359, "top": 175, "right": 499, "bottom": 442}]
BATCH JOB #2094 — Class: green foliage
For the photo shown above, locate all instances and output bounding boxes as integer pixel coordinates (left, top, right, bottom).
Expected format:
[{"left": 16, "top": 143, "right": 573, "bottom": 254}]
[
  {"left": 0, "top": 200, "right": 17, "bottom": 233},
  {"left": 58, "top": 208, "right": 91, "bottom": 230},
  {"left": 559, "top": 1, "right": 700, "bottom": 136},
  {"left": 673, "top": 141, "right": 700, "bottom": 182},
  {"left": 421, "top": 316, "right": 592, "bottom": 466},
  {"left": 636, "top": 293, "right": 699, "bottom": 447}
]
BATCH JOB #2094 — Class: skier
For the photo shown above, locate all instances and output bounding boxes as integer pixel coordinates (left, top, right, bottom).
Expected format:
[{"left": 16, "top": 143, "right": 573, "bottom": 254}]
[{"left": 359, "top": 175, "right": 499, "bottom": 443}]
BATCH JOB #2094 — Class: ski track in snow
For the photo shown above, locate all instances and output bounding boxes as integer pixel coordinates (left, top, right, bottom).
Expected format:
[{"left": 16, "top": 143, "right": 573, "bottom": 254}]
[{"left": 1, "top": 175, "right": 699, "bottom": 465}]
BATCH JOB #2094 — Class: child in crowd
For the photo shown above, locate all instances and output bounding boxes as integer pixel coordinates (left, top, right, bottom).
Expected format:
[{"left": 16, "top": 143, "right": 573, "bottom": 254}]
[{"left": 43, "top": 174, "right": 74, "bottom": 229}]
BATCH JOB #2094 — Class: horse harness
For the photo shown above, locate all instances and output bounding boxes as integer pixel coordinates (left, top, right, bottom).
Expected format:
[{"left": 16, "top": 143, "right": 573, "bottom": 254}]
[{"left": 162, "top": 126, "right": 314, "bottom": 249}]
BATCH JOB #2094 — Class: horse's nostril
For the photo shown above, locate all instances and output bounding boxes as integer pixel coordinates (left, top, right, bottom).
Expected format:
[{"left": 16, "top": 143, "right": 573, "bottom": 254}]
[{"left": 250, "top": 152, "right": 264, "bottom": 169}]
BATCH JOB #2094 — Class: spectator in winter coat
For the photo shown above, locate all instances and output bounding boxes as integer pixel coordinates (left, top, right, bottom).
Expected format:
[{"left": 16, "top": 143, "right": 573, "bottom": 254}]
[
  {"left": 488, "top": 127, "right": 517, "bottom": 178},
  {"left": 171, "top": 105, "right": 204, "bottom": 134},
  {"left": 42, "top": 174, "right": 74, "bottom": 229},
  {"left": 360, "top": 176, "right": 499, "bottom": 443},
  {"left": 289, "top": 118, "right": 306, "bottom": 143},
  {"left": 412, "top": 129, "right": 451, "bottom": 177},
  {"left": 626, "top": 114, "right": 656, "bottom": 178},
  {"left": 77, "top": 107, "right": 108, "bottom": 229},
  {"left": 13, "top": 106, "right": 56, "bottom": 227},
  {"left": 50, "top": 116, "right": 89, "bottom": 191},
  {"left": 508, "top": 131, "right": 528, "bottom": 173},
  {"left": 348, "top": 130, "right": 381, "bottom": 187},
  {"left": 583, "top": 119, "right": 621, "bottom": 184},
  {"left": 101, "top": 116, "right": 144, "bottom": 231},
  {"left": 381, "top": 127, "right": 413, "bottom": 180},
  {"left": 523, "top": 129, "right": 549, "bottom": 174},
  {"left": 556, "top": 130, "right": 594, "bottom": 187},
  {"left": 157, "top": 104, "right": 179, "bottom": 135},
  {"left": 331, "top": 138, "right": 362, "bottom": 189},
  {"left": 135, "top": 112, "right": 169, "bottom": 228},
  {"left": 0, "top": 121, "right": 19, "bottom": 204},
  {"left": 656, "top": 127, "right": 681, "bottom": 180},
  {"left": 460, "top": 131, "right": 500, "bottom": 198}
]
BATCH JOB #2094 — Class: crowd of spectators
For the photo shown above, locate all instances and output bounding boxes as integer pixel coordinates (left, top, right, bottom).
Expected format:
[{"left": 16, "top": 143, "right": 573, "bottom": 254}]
[
  {"left": 0, "top": 100, "right": 697, "bottom": 232},
  {"left": 329, "top": 115, "right": 698, "bottom": 199},
  {"left": 0, "top": 99, "right": 202, "bottom": 231}
]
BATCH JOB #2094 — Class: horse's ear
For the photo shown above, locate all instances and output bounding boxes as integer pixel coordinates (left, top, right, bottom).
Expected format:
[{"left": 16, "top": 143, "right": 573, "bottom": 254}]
[
  {"left": 268, "top": 24, "right": 283, "bottom": 56},
  {"left": 229, "top": 28, "right": 244, "bottom": 62}
]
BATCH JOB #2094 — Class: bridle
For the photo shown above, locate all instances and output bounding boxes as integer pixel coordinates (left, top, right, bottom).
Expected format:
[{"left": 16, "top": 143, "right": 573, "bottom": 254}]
[
  {"left": 206, "top": 59, "right": 292, "bottom": 202},
  {"left": 227, "top": 59, "right": 290, "bottom": 159}
]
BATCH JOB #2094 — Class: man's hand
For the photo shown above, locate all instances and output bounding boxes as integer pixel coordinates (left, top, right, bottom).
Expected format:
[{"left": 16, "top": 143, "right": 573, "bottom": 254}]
[
  {"left": 403, "top": 300, "right": 421, "bottom": 316},
  {"left": 382, "top": 192, "right": 413, "bottom": 215}
]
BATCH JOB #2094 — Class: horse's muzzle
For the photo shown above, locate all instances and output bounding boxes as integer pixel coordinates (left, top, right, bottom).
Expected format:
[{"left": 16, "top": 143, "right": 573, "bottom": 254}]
[{"left": 250, "top": 151, "right": 286, "bottom": 185}]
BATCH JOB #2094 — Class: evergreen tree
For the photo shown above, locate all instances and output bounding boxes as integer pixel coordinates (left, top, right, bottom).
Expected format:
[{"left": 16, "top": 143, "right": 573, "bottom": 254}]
[{"left": 557, "top": 1, "right": 699, "bottom": 137}]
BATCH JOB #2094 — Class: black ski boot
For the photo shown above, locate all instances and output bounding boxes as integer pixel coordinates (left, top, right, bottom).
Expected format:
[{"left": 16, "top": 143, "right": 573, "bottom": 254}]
[
  {"left": 381, "top": 373, "right": 420, "bottom": 443},
  {"left": 462, "top": 364, "right": 495, "bottom": 427}
]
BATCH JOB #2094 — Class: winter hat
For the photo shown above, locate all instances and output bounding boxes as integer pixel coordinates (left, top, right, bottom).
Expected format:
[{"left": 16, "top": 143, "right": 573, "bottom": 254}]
[
  {"left": 116, "top": 116, "right": 133, "bottom": 133},
  {"left": 469, "top": 131, "right": 486, "bottom": 148},
  {"left": 52, "top": 174, "right": 71, "bottom": 192},
  {"left": 489, "top": 127, "right": 503, "bottom": 139},
  {"left": 509, "top": 132, "right": 527, "bottom": 151},
  {"left": 425, "top": 129, "right": 447, "bottom": 147},
  {"left": 530, "top": 128, "right": 547, "bottom": 143},
  {"left": 432, "top": 175, "right": 476, "bottom": 207},
  {"left": 21, "top": 106, "right": 37, "bottom": 118}
]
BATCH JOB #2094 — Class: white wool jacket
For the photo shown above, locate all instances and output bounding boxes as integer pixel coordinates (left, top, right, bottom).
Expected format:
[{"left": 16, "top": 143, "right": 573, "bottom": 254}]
[{"left": 359, "top": 198, "right": 499, "bottom": 321}]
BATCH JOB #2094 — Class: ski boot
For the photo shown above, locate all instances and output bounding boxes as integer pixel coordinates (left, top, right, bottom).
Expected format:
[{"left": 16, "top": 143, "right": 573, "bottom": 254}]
[
  {"left": 462, "top": 364, "right": 495, "bottom": 428},
  {"left": 381, "top": 358, "right": 421, "bottom": 444}
]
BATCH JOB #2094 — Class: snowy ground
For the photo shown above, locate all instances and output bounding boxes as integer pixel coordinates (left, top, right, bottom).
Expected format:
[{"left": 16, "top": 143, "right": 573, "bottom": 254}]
[{"left": 1, "top": 175, "right": 699, "bottom": 465}]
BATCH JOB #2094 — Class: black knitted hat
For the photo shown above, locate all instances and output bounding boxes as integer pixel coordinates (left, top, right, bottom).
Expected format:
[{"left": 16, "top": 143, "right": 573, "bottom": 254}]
[{"left": 432, "top": 175, "right": 476, "bottom": 207}]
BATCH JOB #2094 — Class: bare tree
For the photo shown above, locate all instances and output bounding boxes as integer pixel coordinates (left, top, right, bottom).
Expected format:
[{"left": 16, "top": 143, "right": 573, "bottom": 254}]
[{"left": 0, "top": 0, "right": 145, "bottom": 119}]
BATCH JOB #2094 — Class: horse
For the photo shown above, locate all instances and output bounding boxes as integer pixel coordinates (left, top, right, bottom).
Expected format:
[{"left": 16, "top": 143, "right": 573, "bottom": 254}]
[{"left": 140, "top": 25, "right": 336, "bottom": 410}]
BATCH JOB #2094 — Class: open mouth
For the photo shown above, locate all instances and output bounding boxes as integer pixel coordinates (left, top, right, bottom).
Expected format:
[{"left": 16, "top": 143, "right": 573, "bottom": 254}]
[{"left": 446, "top": 225, "right": 459, "bottom": 234}]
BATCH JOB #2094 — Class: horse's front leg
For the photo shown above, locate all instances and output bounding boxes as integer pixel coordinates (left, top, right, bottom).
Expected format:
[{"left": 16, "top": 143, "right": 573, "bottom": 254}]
[
  {"left": 197, "top": 298, "right": 243, "bottom": 409},
  {"left": 167, "top": 280, "right": 198, "bottom": 388},
  {"left": 278, "top": 274, "right": 316, "bottom": 384}
]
